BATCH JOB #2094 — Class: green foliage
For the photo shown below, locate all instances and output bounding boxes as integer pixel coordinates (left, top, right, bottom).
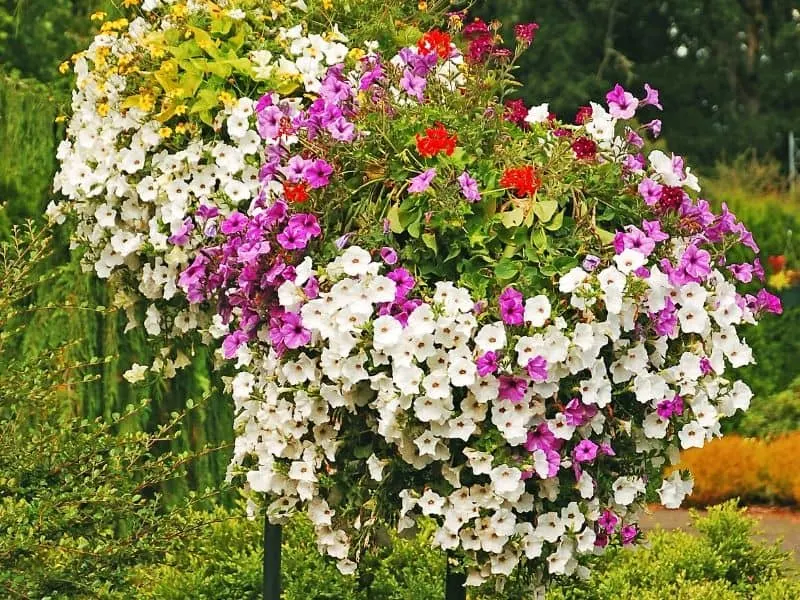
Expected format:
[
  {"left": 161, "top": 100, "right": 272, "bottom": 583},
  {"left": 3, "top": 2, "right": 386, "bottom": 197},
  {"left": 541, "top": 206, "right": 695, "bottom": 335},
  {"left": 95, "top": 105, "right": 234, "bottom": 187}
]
[
  {"left": 738, "top": 376, "right": 800, "bottom": 437},
  {"left": 0, "top": 75, "right": 61, "bottom": 239},
  {"left": 0, "top": 225, "right": 225, "bottom": 599},
  {"left": 132, "top": 499, "right": 800, "bottom": 600},
  {"left": 546, "top": 501, "right": 796, "bottom": 600}
]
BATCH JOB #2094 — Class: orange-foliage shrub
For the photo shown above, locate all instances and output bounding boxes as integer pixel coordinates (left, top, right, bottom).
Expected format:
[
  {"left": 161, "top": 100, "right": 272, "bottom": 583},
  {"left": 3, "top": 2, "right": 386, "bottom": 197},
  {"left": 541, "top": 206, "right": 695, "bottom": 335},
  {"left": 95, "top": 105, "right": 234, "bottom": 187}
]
[{"left": 674, "top": 432, "right": 800, "bottom": 506}]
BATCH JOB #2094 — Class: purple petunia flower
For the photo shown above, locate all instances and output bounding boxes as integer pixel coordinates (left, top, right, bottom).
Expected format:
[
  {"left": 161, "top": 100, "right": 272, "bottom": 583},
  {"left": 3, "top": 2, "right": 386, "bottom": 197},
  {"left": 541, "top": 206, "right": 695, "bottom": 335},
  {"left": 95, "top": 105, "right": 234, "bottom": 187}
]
[
  {"left": 303, "top": 159, "right": 333, "bottom": 189},
  {"left": 457, "top": 171, "right": 481, "bottom": 202},
  {"left": 408, "top": 168, "right": 436, "bottom": 193},
  {"left": 400, "top": 69, "right": 427, "bottom": 102},
  {"left": 679, "top": 244, "right": 712, "bottom": 281},
  {"left": 638, "top": 177, "right": 663, "bottom": 206}
]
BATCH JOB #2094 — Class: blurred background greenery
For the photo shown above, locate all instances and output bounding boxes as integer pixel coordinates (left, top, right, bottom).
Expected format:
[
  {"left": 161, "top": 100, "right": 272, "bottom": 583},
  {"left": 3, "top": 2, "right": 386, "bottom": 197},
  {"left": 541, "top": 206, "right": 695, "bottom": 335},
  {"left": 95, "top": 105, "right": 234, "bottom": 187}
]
[{"left": 0, "top": 1, "right": 799, "bottom": 597}]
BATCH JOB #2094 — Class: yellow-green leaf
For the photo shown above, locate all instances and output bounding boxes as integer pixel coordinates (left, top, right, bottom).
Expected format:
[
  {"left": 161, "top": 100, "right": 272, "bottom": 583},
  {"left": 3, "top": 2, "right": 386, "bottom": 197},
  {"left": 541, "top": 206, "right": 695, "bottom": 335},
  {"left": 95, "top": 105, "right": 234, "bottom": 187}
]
[
  {"left": 533, "top": 200, "right": 558, "bottom": 222},
  {"left": 500, "top": 207, "right": 525, "bottom": 228}
]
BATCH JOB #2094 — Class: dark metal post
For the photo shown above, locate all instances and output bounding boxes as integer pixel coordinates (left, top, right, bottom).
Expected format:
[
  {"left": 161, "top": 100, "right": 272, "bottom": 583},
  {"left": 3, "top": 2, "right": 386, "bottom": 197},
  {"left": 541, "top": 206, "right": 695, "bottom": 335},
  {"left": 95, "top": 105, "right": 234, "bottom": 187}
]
[
  {"left": 445, "top": 552, "right": 466, "bottom": 600},
  {"left": 263, "top": 518, "right": 282, "bottom": 600}
]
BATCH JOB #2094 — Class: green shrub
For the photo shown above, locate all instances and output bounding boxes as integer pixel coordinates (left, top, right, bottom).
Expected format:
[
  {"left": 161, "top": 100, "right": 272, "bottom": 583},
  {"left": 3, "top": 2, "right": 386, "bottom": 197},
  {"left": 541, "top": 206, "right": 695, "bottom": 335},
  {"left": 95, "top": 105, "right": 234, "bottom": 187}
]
[
  {"left": 545, "top": 501, "right": 797, "bottom": 600},
  {"left": 739, "top": 376, "right": 800, "bottom": 437},
  {"left": 0, "top": 225, "right": 223, "bottom": 599}
]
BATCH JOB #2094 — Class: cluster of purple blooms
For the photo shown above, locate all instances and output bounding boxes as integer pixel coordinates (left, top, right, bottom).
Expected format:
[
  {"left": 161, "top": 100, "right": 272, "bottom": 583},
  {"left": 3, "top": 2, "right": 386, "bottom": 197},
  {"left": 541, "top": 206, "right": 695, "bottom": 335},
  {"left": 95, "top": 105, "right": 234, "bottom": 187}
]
[{"left": 177, "top": 201, "right": 321, "bottom": 359}]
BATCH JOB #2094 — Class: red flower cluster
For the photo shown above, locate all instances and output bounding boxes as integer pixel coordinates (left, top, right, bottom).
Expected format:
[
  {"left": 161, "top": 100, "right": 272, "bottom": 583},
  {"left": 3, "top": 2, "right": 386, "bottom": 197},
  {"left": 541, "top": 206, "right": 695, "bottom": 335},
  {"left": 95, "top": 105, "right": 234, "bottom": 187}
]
[
  {"left": 574, "top": 105, "right": 593, "bottom": 125},
  {"left": 571, "top": 136, "right": 597, "bottom": 160},
  {"left": 514, "top": 23, "right": 539, "bottom": 47},
  {"left": 462, "top": 18, "right": 494, "bottom": 63},
  {"left": 659, "top": 185, "right": 686, "bottom": 212},
  {"left": 500, "top": 165, "right": 541, "bottom": 197},
  {"left": 415, "top": 124, "right": 458, "bottom": 158},
  {"left": 418, "top": 29, "right": 452, "bottom": 60},
  {"left": 768, "top": 255, "right": 787, "bottom": 273},
  {"left": 504, "top": 99, "right": 529, "bottom": 128},
  {"left": 284, "top": 181, "right": 310, "bottom": 203}
]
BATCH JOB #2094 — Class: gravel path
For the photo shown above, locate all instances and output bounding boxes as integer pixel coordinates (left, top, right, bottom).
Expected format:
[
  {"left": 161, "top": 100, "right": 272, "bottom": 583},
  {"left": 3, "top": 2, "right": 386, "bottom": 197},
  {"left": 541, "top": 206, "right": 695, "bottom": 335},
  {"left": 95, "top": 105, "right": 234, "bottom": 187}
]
[{"left": 641, "top": 506, "right": 800, "bottom": 561}]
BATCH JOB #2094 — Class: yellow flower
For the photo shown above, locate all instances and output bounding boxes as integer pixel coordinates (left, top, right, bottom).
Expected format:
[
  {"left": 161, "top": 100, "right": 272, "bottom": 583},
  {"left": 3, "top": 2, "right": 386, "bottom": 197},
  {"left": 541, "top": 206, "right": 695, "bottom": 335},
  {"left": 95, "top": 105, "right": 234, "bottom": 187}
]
[
  {"left": 96, "top": 102, "right": 110, "bottom": 117},
  {"left": 218, "top": 91, "right": 236, "bottom": 107},
  {"left": 418, "top": 1, "right": 428, "bottom": 10},
  {"left": 323, "top": 0, "right": 334, "bottom": 9},
  {"left": 175, "top": 123, "right": 188, "bottom": 135},
  {"left": 90, "top": 11, "right": 107, "bottom": 21},
  {"left": 348, "top": 48, "right": 366, "bottom": 62},
  {"left": 123, "top": 0, "right": 141, "bottom": 6},
  {"left": 171, "top": 3, "right": 188, "bottom": 18},
  {"left": 59, "top": 61, "right": 71, "bottom": 75},
  {"left": 768, "top": 272, "right": 792, "bottom": 291},
  {"left": 175, "top": 104, "right": 188, "bottom": 115},
  {"left": 158, "top": 126, "right": 173, "bottom": 138},
  {"left": 138, "top": 93, "right": 156, "bottom": 112},
  {"left": 55, "top": 115, "right": 68, "bottom": 124}
]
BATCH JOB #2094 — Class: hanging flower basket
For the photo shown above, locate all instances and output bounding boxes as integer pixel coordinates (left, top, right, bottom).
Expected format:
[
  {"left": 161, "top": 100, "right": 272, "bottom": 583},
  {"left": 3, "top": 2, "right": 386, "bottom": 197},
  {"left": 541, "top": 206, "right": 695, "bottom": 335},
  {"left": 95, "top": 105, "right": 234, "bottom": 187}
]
[{"left": 52, "top": 1, "right": 781, "bottom": 593}]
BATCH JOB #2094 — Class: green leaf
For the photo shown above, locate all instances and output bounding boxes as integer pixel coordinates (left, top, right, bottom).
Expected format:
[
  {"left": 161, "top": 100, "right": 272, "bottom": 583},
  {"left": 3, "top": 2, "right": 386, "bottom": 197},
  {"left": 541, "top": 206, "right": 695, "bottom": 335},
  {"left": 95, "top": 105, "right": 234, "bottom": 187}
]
[
  {"left": 531, "top": 227, "right": 548, "bottom": 250},
  {"left": 500, "top": 207, "right": 524, "bottom": 228},
  {"left": 533, "top": 200, "right": 558, "bottom": 222},
  {"left": 386, "top": 205, "right": 404, "bottom": 234},
  {"left": 544, "top": 210, "right": 564, "bottom": 231},
  {"left": 494, "top": 258, "right": 519, "bottom": 280},
  {"left": 596, "top": 227, "right": 616, "bottom": 245},
  {"left": 422, "top": 233, "right": 438, "bottom": 254}
]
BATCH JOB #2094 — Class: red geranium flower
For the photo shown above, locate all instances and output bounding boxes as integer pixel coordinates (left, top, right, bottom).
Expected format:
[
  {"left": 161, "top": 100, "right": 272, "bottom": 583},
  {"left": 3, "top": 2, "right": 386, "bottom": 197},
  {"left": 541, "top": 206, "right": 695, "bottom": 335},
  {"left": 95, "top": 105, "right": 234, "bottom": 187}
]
[
  {"left": 418, "top": 29, "right": 452, "bottom": 60},
  {"left": 415, "top": 123, "right": 458, "bottom": 158},
  {"left": 768, "top": 255, "right": 787, "bottom": 273},
  {"left": 284, "top": 181, "right": 310, "bottom": 203},
  {"left": 500, "top": 166, "right": 541, "bottom": 197}
]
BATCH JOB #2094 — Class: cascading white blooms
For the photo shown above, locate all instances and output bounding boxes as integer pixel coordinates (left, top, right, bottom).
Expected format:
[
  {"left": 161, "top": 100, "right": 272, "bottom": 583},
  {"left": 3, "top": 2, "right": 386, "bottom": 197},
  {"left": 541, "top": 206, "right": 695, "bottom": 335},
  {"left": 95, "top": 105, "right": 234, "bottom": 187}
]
[{"left": 227, "top": 240, "right": 753, "bottom": 583}]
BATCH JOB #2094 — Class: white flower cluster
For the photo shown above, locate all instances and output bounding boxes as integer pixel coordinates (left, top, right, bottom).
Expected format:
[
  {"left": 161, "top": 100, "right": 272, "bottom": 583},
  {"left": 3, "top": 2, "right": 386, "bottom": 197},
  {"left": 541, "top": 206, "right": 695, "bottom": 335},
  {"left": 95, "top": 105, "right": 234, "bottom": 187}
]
[
  {"left": 50, "top": 2, "right": 357, "bottom": 337},
  {"left": 228, "top": 242, "right": 754, "bottom": 585}
]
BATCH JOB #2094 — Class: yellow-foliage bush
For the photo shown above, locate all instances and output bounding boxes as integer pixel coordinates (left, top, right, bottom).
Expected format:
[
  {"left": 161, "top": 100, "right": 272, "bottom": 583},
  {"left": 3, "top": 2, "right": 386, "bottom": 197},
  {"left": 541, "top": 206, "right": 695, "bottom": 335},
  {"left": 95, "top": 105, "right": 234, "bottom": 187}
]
[{"left": 674, "top": 433, "right": 800, "bottom": 506}]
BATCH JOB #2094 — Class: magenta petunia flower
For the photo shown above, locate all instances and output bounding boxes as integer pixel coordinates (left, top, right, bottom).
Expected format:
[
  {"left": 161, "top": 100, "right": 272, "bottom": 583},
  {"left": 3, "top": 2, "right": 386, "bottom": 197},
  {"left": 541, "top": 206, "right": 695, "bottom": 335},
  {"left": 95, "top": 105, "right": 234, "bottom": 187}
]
[
  {"left": 408, "top": 168, "right": 436, "bottom": 193},
  {"left": 526, "top": 355, "right": 548, "bottom": 382},
  {"left": 222, "top": 329, "right": 249, "bottom": 359},
  {"left": 379, "top": 246, "right": 398, "bottom": 265},
  {"left": 499, "top": 287, "right": 524, "bottom": 326},
  {"left": 573, "top": 439, "right": 599, "bottom": 463},
  {"left": 605, "top": 83, "right": 638, "bottom": 119},
  {"left": 279, "top": 311, "right": 311, "bottom": 349},
  {"left": 641, "top": 83, "right": 663, "bottom": 110},
  {"left": 475, "top": 351, "right": 500, "bottom": 376},
  {"left": 220, "top": 211, "right": 248, "bottom": 235},
  {"left": 598, "top": 510, "right": 619, "bottom": 533},
  {"left": 498, "top": 375, "right": 528, "bottom": 403},
  {"left": 621, "top": 524, "right": 639, "bottom": 545}
]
